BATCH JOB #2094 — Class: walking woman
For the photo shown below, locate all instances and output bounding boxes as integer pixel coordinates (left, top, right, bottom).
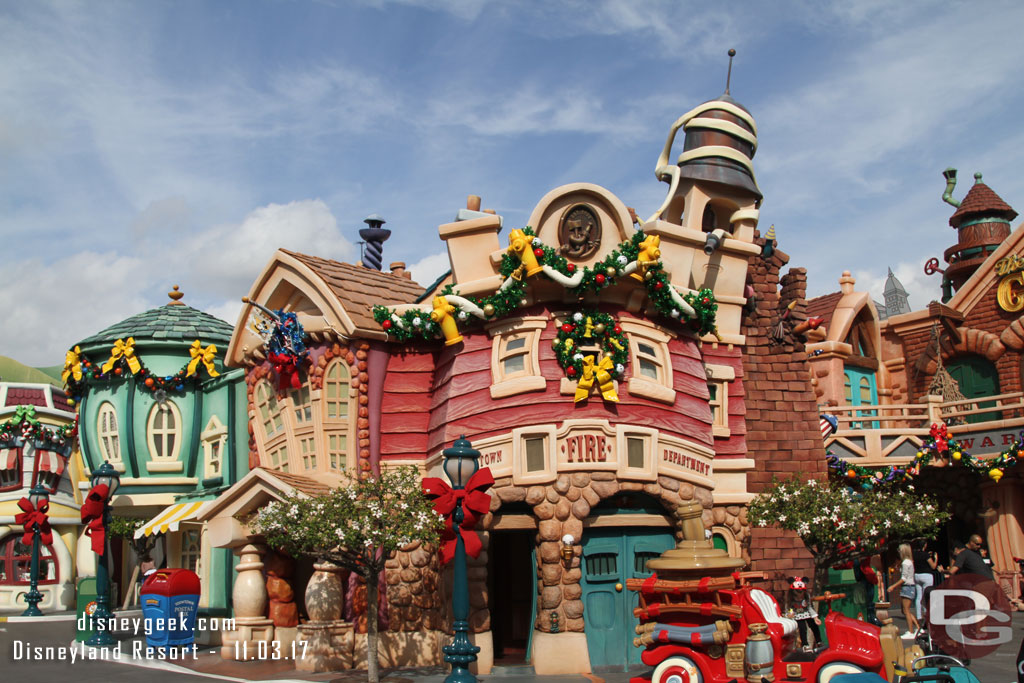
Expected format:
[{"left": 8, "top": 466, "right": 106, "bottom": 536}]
[
  {"left": 913, "top": 540, "right": 939, "bottom": 622},
  {"left": 888, "top": 543, "right": 921, "bottom": 638}
]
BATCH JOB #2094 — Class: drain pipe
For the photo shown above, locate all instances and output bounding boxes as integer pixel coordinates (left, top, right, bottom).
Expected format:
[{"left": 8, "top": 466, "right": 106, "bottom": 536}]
[{"left": 942, "top": 168, "right": 961, "bottom": 208}]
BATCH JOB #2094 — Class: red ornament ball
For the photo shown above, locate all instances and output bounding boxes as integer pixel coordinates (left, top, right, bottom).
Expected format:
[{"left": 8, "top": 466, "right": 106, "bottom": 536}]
[
  {"left": 566, "top": 263, "right": 575, "bottom": 273},
  {"left": 613, "top": 325, "right": 622, "bottom": 335},
  {"left": 702, "top": 297, "right": 710, "bottom": 304},
  {"left": 114, "top": 367, "right": 123, "bottom": 376},
  {"left": 566, "top": 367, "right": 576, "bottom": 377},
  {"left": 595, "top": 273, "right": 606, "bottom": 285},
  {"left": 561, "top": 323, "right": 574, "bottom": 333},
  {"left": 533, "top": 248, "right": 544, "bottom": 258},
  {"left": 654, "top": 281, "right": 664, "bottom": 291},
  {"left": 382, "top": 320, "right": 392, "bottom": 330}
]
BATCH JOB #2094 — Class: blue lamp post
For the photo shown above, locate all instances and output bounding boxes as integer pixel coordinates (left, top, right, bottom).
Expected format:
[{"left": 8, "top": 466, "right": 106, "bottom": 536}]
[
  {"left": 86, "top": 461, "right": 120, "bottom": 647},
  {"left": 441, "top": 436, "right": 481, "bottom": 683},
  {"left": 20, "top": 484, "right": 50, "bottom": 617}
]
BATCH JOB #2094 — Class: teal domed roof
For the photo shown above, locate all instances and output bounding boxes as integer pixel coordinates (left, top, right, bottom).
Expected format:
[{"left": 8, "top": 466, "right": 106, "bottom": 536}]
[{"left": 76, "top": 287, "right": 233, "bottom": 351}]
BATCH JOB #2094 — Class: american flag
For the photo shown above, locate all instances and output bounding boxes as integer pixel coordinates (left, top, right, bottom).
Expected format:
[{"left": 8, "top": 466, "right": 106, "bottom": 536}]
[{"left": 820, "top": 414, "right": 838, "bottom": 439}]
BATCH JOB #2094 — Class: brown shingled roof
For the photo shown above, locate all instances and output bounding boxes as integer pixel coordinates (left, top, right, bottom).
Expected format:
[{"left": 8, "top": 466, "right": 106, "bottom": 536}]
[
  {"left": 4, "top": 387, "right": 47, "bottom": 408},
  {"left": 950, "top": 181, "right": 1017, "bottom": 227},
  {"left": 806, "top": 291, "right": 843, "bottom": 331},
  {"left": 281, "top": 250, "right": 425, "bottom": 332},
  {"left": 256, "top": 466, "right": 335, "bottom": 497}
]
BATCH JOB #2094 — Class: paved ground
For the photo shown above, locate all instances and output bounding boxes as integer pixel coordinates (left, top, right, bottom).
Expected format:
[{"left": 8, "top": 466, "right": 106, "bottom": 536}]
[{"left": 2, "top": 611, "right": 1021, "bottom": 682}]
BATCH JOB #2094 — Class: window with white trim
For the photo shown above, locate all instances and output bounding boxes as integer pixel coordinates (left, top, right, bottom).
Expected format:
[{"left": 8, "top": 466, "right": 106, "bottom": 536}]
[
  {"left": 254, "top": 380, "right": 285, "bottom": 439},
  {"left": 96, "top": 402, "right": 122, "bottom": 463},
  {"left": 616, "top": 425, "right": 657, "bottom": 481},
  {"left": 299, "top": 436, "right": 316, "bottom": 470},
  {"left": 324, "top": 360, "right": 350, "bottom": 421},
  {"left": 289, "top": 383, "right": 312, "bottom": 425},
  {"left": 267, "top": 444, "right": 288, "bottom": 472},
  {"left": 489, "top": 317, "right": 547, "bottom": 399},
  {"left": 327, "top": 433, "right": 347, "bottom": 471},
  {"left": 512, "top": 425, "right": 557, "bottom": 485},
  {"left": 201, "top": 415, "right": 227, "bottom": 479},
  {"left": 704, "top": 364, "right": 735, "bottom": 438},
  {"left": 147, "top": 401, "right": 183, "bottom": 461},
  {"left": 619, "top": 319, "right": 675, "bottom": 404}
]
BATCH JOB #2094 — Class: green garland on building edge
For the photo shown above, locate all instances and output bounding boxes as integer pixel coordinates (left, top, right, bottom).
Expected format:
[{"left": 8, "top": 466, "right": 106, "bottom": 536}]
[
  {"left": 372, "top": 227, "right": 718, "bottom": 343},
  {"left": 827, "top": 422, "right": 1019, "bottom": 487},
  {"left": 0, "top": 405, "right": 78, "bottom": 449}
]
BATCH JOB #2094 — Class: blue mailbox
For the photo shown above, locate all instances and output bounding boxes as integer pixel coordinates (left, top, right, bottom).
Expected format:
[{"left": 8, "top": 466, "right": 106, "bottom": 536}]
[{"left": 140, "top": 568, "right": 201, "bottom": 647}]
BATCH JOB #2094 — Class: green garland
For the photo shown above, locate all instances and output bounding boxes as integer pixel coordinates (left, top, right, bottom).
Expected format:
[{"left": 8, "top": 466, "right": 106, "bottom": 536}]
[
  {"left": 0, "top": 405, "right": 78, "bottom": 449},
  {"left": 64, "top": 348, "right": 220, "bottom": 403},
  {"left": 551, "top": 311, "right": 629, "bottom": 380},
  {"left": 372, "top": 227, "right": 718, "bottom": 342},
  {"left": 827, "top": 422, "right": 1020, "bottom": 487}
]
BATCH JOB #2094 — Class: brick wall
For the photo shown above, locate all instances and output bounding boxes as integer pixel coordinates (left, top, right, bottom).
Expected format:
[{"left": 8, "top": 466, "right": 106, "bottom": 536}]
[{"left": 741, "top": 235, "right": 828, "bottom": 591}]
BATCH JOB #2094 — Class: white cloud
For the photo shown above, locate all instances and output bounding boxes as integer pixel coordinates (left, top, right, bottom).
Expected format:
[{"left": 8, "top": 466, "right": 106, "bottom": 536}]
[{"left": 407, "top": 250, "right": 452, "bottom": 288}]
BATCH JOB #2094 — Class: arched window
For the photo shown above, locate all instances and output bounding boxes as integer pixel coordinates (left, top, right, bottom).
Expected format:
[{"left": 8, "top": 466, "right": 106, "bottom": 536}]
[
  {"left": 254, "top": 379, "right": 284, "bottom": 439},
  {"left": 0, "top": 535, "right": 58, "bottom": 585},
  {"left": 96, "top": 402, "right": 121, "bottom": 463},
  {"left": 147, "top": 401, "right": 182, "bottom": 461},
  {"left": 181, "top": 529, "right": 201, "bottom": 574},
  {"left": 323, "top": 360, "right": 351, "bottom": 471},
  {"left": 289, "top": 381, "right": 313, "bottom": 426}
]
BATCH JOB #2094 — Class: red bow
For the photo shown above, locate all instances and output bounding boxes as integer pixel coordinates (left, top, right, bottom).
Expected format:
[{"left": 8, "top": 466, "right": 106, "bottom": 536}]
[
  {"left": 80, "top": 483, "right": 110, "bottom": 555},
  {"left": 930, "top": 423, "right": 949, "bottom": 452},
  {"left": 15, "top": 497, "right": 53, "bottom": 546},
  {"left": 268, "top": 352, "right": 302, "bottom": 390},
  {"left": 422, "top": 468, "right": 493, "bottom": 565}
]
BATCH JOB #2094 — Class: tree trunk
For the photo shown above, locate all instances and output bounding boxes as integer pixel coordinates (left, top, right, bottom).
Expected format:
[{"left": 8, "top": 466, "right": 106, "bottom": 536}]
[{"left": 366, "top": 569, "right": 380, "bottom": 683}]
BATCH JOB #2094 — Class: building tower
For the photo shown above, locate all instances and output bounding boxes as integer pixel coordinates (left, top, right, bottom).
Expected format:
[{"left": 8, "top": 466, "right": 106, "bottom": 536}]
[
  {"left": 939, "top": 169, "right": 1017, "bottom": 300},
  {"left": 883, "top": 267, "right": 911, "bottom": 316}
]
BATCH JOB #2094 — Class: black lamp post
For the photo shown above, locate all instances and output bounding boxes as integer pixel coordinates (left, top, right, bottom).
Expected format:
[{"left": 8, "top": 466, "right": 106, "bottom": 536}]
[
  {"left": 441, "top": 436, "right": 481, "bottom": 683},
  {"left": 20, "top": 484, "right": 50, "bottom": 617},
  {"left": 86, "top": 461, "right": 120, "bottom": 647}
]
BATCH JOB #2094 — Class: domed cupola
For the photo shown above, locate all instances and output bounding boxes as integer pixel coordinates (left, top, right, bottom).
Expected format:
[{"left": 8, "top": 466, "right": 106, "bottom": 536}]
[
  {"left": 939, "top": 169, "right": 1017, "bottom": 297},
  {"left": 674, "top": 88, "right": 761, "bottom": 201}
]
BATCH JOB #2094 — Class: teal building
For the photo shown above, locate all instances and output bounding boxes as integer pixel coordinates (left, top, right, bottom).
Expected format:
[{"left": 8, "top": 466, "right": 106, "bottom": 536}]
[{"left": 70, "top": 287, "right": 248, "bottom": 615}]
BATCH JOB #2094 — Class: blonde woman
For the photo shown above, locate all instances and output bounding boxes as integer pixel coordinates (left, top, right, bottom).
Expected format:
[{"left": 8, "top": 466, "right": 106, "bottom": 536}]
[{"left": 887, "top": 543, "right": 920, "bottom": 638}]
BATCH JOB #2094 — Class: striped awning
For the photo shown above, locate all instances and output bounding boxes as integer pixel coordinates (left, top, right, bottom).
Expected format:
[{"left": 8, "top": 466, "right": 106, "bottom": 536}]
[
  {"left": 1, "top": 448, "right": 18, "bottom": 470},
  {"left": 36, "top": 449, "right": 65, "bottom": 476},
  {"left": 134, "top": 501, "right": 209, "bottom": 539}
]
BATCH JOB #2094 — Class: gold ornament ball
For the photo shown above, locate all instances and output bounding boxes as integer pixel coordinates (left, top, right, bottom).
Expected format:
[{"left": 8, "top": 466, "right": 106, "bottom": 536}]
[
  {"left": 952, "top": 451, "right": 961, "bottom": 460},
  {"left": 644, "top": 270, "right": 654, "bottom": 281},
  {"left": 520, "top": 298, "right": 528, "bottom": 306},
  {"left": 606, "top": 266, "right": 617, "bottom": 277},
  {"left": 594, "top": 323, "right": 606, "bottom": 334},
  {"left": 604, "top": 350, "right": 613, "bottom": 358},
  {"left": 483, "top": 304, "right": 495, "bottom": 317}
]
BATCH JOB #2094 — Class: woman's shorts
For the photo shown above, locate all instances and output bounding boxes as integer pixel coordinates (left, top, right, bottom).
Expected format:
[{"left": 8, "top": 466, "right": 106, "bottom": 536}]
[{"left": 900, "top": 585, "right": 916, "bottom": 600}]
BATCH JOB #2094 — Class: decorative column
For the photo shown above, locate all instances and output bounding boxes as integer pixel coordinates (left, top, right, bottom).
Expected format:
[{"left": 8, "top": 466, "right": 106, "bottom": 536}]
[
  {"left": 296, "top": 561, "right": 353, "bottom": 671},
  {"left": 220, "top": 544, "right": 274, "bottom": 660}
]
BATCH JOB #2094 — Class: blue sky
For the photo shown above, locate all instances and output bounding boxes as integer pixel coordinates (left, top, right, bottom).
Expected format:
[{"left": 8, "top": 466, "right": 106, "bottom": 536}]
[{"left": 3, "top": 0, "right": 1024, "bottom": 365}]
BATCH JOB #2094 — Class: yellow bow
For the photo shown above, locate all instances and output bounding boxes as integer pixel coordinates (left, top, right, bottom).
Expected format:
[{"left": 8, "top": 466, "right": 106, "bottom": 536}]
[
  {"left": 574, "top": 354, "right": 619, "bottom": 403},
  {"left": 62, "top": 345, "right": 83, "bottom": 384},
  {"left": 186, "top": 339, "right": 220, "bottom": 377},
  {"left": 102, "top": 337, "right": 142, "bottom": 374}
]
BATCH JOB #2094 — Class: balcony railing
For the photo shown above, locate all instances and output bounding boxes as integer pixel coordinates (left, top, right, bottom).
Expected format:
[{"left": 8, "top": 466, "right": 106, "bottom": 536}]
[{"left": 823, "top": 393, "right": 1024, "bottom": 465}]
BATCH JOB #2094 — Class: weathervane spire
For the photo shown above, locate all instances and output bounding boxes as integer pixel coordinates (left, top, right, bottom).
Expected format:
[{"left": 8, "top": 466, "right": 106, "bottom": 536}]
[{"left": 725, "top": 48, "right": 736, "bottom": 95}]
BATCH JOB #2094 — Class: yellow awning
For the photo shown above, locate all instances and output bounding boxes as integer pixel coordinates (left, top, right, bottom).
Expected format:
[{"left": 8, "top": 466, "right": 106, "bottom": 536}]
[{"left": 134, "top": 501, "right": 208, "bottom": 539}]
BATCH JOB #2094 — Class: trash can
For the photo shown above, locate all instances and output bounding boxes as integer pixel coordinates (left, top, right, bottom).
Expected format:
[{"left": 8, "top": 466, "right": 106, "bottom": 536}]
[
  {"left": 75, "top": 576, "right": 118, "bottom": 643},
  {"left": 140, "top": 568, "right": 201, "bottom": 647}
]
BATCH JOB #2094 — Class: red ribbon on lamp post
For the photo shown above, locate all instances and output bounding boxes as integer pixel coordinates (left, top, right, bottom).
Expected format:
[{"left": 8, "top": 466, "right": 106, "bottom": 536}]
[
  {"left": 422, "top": 468, "right": 493, "bottom": 565},
  {"left": 15, "top": 497, "right": 53, "bottom": 546}
]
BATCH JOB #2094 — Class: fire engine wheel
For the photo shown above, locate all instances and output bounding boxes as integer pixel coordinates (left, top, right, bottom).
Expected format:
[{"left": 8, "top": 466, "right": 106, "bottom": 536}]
[
  {"left": 651, "top": 655, "right": 703, "bottom": 683},
  {"left": 817, "top": 662, "right": 865, "bottom": 683}
]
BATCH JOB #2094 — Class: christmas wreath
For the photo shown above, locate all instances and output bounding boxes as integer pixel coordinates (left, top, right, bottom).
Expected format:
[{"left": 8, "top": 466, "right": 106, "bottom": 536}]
[{"left": 552, "top": 311, "right": 629, "bottom": 403}]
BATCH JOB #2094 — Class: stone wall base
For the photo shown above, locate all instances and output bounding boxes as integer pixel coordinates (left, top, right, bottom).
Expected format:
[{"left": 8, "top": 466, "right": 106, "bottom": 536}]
[
  {"left": 219, "top": 617, "right": 274, "bottom": 660},
  {"left": 297, "top": 621, "right": 352, "bottom": 672},
  {"left": 531, "top": 631, "right": 591, "bottom": 675},
  {"left": 352, "top": 629, "right": 448, "bottom": 669}
]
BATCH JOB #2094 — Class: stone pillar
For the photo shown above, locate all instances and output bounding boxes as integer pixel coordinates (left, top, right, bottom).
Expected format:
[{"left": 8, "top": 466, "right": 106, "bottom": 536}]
[
  {"left": 220, "top": 544, "right": 274, "bottom": 660},
  {"left": 297, "top": 561, "right": 353, "bottom": 672}
]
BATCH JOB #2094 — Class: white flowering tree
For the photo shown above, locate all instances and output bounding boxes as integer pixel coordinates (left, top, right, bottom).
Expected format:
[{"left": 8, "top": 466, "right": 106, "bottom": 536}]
[
  {"left": 747, "top": 477, "right": 949, "bottom": 592},
  {"left": 255, "top": 466, "right": 442, "bottom": 683}
]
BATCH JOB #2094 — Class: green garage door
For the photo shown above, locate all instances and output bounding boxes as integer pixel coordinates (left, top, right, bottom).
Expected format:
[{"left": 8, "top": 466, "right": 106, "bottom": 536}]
[{"left": 947, "top": 355, "right": 1000, "bottom": 423}]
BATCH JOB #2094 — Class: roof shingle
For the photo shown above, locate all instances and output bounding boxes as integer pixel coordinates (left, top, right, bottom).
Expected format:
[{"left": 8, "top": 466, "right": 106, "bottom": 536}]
[
  {"left": 282, "top": 250, "right": 425, "bottom": 332},
  {"left": 77, "top": 304, "right": 234, "bottom": 349},
  {"left": 806, "top": 291, "right": 843, "bottom": 331},
  {"left": 950, "top": 181, "right": 1017, "bottom": 227}
]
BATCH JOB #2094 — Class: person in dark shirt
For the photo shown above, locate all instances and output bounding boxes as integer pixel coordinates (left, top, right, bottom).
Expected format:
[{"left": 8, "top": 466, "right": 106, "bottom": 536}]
[{"left": 950, "top": 535, "right": 995, "bottom": 580}]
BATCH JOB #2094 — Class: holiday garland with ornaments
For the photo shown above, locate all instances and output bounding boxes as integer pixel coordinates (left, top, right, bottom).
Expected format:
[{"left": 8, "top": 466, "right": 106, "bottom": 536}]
[
  {"left": 552, "top": 311, "right": 629, "bottom": 403},
  {"left": 62, "top": 337, "right": 221, "bottom": 402},
  {"left": 372, "top": 227, "right": 719, "bottom": 345},
  {"left": 0, "top": 405, "right": 78, "bottom": 449},
  {"left": 827, "top": 422, "right": 1018, "bottom": 488}
]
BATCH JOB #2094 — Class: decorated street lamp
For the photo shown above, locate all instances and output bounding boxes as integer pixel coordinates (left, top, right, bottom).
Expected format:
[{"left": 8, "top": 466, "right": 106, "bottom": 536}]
[
  {"left": 82, "top": 461, "right": 120, "bottom": 647},
  {"left": 15, "top": 484, "right": 52, "bottom": 616},
  {"left": 423, "top": 437, "right": 493, "bottom": 683}
]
